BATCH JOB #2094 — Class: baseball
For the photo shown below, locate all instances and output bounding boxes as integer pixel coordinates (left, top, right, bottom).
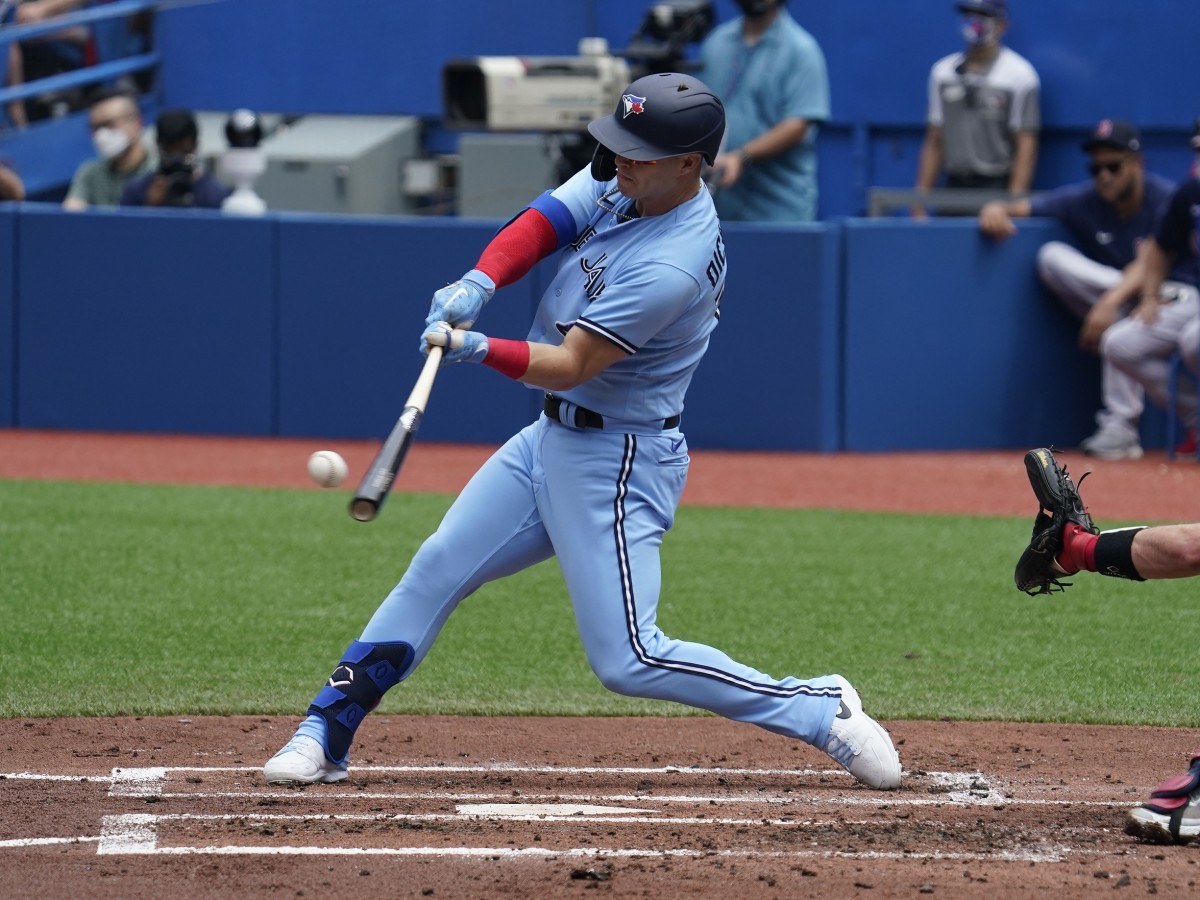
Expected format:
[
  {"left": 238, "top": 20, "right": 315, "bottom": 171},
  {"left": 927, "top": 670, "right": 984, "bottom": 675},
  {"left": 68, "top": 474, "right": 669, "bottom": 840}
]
[{"left": 307, "top": 450, "right": 348, "bottom": 488}]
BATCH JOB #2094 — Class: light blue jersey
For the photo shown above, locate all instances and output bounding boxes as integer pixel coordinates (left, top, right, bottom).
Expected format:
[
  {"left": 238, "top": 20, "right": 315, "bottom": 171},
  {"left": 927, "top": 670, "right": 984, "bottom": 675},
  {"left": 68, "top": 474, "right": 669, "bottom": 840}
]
[
  {"left": 528, "top": 167, "right": 726, "bottom": 425},
  {"left": 699, "top": 9, "right": 830, "bottom": 222}
]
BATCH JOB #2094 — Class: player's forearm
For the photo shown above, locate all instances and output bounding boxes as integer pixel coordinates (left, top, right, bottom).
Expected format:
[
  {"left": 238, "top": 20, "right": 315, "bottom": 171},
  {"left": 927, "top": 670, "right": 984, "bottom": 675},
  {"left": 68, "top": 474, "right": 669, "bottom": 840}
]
[
  {"left": 1137, "top": 239, "right": 1171, "bottom": 300},
  {"left": 0, "top": 166, "right": 24, "bottom": 201},
  {"left": 914, "top": 131, "right": 942, "bottom": 192},
  {"left": 736, "top": 118, "right": 810, "bottom": 162},
  {"left": 517, "top": 336, "right": 624, "bottom": 391},
  {"left": 1007, "top": 131, "right": 1038, "bottom": 195}
]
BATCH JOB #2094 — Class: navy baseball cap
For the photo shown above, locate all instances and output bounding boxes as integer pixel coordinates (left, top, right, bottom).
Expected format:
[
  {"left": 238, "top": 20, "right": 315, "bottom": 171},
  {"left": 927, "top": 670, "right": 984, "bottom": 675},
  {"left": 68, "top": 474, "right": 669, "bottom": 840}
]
[
  {"left": 1082, "top": 119, "right": 1142, "bottom": 153},
  {"left": 955, "top": 0, "right": 1007, "bottom": 17}
]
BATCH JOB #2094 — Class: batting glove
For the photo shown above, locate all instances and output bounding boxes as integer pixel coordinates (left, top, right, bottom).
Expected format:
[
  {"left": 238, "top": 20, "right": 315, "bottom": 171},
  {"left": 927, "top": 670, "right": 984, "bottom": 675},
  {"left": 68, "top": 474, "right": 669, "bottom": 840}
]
[
  {"left": 422, "top": 320, "right": 490, "bottom": 365},
  {"left": 425, "top": 269, "right": 494, "bottom": 330}
]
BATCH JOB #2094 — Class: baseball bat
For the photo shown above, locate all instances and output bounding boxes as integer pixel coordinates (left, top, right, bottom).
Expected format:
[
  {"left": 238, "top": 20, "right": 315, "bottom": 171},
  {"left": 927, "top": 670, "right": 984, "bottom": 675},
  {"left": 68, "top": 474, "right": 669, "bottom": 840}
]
[{"left": 348, "top": 345, "right": 443, "bottom": 522}]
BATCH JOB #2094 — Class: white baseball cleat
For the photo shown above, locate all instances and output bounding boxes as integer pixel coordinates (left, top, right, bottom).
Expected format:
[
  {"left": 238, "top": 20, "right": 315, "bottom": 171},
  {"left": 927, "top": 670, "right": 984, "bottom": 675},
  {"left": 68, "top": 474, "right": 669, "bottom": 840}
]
[
  {"left": 822, "top": 676, "right": 902, "bottom": 790},
  {"left": 263, "top": 734, "right": 348, "bottom": 785}
]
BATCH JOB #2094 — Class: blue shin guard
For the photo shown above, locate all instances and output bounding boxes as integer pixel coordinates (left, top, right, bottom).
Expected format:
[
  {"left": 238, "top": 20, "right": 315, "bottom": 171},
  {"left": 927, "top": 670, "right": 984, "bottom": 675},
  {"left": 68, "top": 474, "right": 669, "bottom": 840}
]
[{"left": 306, "top": 639, "right": 413, "bottom": 765}]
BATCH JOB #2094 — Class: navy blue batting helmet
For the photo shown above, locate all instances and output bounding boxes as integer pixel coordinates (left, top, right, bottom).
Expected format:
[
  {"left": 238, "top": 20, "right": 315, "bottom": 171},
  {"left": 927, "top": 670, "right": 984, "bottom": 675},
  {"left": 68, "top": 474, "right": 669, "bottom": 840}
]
[{"left": 588, "top": 72, "right": 725, "bottom": 180}]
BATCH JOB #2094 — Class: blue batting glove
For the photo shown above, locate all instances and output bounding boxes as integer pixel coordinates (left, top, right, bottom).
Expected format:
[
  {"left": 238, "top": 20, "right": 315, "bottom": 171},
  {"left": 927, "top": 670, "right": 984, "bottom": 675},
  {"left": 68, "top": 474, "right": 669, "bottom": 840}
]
[
  {"left": 422, "top": 320, "right": 490, "bottom": 365},
  {"left": 425, "top": 269, "right": 494, "bottom": 330}
]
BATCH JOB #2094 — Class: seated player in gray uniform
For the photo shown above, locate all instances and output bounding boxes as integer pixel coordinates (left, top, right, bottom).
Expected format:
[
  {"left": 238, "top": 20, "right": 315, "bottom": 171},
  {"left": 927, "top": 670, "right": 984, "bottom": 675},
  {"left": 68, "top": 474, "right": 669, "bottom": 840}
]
[{"left": 263, "top": 73, "right": 902, "bottom": 793}]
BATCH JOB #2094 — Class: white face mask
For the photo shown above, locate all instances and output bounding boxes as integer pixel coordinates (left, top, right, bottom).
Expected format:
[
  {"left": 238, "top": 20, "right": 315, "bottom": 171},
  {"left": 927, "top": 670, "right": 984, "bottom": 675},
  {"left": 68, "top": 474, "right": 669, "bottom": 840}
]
[{"left": 92, "top": 127, "right": 132, "bottom": 161}]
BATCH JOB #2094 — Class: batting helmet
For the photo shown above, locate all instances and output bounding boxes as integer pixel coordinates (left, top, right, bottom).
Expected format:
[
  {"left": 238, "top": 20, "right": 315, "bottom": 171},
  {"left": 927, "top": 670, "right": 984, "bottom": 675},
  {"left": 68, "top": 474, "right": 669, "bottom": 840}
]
[{"left": 587, "top": 72, "right": 725, "bottom": 181}]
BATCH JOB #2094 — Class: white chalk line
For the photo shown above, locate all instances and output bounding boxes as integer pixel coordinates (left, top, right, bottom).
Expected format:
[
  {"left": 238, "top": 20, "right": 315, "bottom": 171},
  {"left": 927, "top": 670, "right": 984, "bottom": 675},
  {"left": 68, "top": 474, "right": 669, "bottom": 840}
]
[
  {"left": 0, "top": 836, "right": 101, "bottom": 848},
  {"left": 94, "top": 813, "right": 1100, "bottom": 863},
  {"left": 0, "top": 765, "right": 1126, "bottom": 863}
]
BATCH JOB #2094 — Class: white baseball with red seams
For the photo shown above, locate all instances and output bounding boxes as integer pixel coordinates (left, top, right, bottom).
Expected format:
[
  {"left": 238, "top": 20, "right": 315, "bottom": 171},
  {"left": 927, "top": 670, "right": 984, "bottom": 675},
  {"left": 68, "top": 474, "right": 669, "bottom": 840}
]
[{"left": 307, "top": 451, "right": 348, "bottom": 488}]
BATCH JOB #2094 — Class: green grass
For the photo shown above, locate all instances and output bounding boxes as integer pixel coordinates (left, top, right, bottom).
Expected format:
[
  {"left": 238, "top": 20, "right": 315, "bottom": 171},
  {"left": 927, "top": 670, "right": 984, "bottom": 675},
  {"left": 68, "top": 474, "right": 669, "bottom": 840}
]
[{"left": 0, "top": 479, "right": 1193, "bottom": 726}]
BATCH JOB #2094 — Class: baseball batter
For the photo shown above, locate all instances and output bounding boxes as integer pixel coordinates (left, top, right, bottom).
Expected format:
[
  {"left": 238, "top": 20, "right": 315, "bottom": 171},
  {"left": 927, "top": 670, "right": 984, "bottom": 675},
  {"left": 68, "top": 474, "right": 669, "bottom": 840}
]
[{"left": 264, "top": 73, "right": 901, "bottom": 791}]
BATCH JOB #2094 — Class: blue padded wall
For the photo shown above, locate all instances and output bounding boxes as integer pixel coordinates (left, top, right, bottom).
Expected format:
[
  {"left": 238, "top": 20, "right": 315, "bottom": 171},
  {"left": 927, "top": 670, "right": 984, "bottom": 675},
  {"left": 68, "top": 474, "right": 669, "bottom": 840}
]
[
  {"left": 686, "top": 224, "right": 842, "bottom": 451},
  {"left": 16, "top": 206, "right": 275, "bottom": 434},
  {"left": 3, "top": 206, "right": 1172, "bottom": 453},
  {"left": 275, "top": 214, "right": 543, "bottom": 443},
  {"left": 842, "top": 219, "right": 1100, "bottom": 451}
]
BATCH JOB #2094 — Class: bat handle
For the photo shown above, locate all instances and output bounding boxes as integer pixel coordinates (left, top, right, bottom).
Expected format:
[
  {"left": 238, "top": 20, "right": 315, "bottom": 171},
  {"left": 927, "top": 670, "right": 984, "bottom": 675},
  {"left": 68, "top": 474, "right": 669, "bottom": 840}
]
[{"left": 405, "top": 344, "right": 443, "bottom": 411}]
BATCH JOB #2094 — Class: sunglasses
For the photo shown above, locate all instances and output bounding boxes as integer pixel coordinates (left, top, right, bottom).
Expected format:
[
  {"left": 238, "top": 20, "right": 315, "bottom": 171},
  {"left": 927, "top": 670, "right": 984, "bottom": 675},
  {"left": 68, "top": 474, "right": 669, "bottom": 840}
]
[
  {"left": 1088, "top": 159, "right": 1128, "bottom": 177},
  {"left": 615, "top": 156, "right": 658, "bottom": 167}
]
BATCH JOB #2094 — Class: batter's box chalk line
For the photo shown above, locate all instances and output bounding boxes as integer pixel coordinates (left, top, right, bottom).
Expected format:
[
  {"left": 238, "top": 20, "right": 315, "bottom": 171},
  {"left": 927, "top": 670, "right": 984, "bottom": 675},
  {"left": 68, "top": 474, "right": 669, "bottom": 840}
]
[
  {"left": 91, "top": 812, "right": 1101, "bottom": 864},
  {"left": 0, "top": 766, "right": 1117, "bottom": 863}
]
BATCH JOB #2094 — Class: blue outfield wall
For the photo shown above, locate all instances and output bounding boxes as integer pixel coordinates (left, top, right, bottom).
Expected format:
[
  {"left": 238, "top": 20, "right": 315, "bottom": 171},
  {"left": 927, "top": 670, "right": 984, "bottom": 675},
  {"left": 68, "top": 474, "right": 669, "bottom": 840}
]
[
  {"left": 16, "top": 206, "right": 276, "bottom": 435},
  {"left": 689, "top": 223, "right": 842, "bottom": 452},
  {"left": 274, "top": 214, "right": 543, "bottom": 443},
  {"left": 845, "top": 219, "right": 1094, "bottom": 452},
  {"left": 4, "top": 205, "right": 1162, "bottom": 452}
]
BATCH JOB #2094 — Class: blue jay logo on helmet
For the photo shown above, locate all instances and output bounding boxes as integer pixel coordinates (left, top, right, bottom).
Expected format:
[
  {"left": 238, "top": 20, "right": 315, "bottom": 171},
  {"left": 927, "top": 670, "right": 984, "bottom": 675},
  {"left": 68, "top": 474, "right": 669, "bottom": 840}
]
[{"left": 622, "top": 94, "right": 647, "bottom": 118}]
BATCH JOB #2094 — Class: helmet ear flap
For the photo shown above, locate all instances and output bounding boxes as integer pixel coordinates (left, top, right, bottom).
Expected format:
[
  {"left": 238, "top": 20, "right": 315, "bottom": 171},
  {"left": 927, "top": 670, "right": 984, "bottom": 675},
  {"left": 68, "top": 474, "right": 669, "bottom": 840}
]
[{"left": 591, "top": 144, "right": 617, "bottom": 181}]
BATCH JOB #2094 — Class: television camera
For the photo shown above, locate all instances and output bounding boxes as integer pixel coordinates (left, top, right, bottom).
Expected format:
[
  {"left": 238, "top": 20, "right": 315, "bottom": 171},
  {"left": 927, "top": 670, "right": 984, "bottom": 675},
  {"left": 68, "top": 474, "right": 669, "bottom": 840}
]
[{"left": 441, "top": 1, "right": 715, "bottom": 134}]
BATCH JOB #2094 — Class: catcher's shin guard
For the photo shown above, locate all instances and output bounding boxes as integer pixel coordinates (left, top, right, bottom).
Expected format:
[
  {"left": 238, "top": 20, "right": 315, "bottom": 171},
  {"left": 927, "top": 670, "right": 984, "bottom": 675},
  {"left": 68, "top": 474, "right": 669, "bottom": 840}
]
[{"left": 307, "top": 639, "right": 413, "bottom": 765}]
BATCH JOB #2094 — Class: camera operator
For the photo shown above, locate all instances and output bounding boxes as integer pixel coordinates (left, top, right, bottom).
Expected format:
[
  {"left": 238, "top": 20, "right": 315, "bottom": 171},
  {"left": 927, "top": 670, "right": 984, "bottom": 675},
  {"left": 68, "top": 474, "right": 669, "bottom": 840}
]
[{"left": 120, "top": 108, "right": 231, "bottom": 209}]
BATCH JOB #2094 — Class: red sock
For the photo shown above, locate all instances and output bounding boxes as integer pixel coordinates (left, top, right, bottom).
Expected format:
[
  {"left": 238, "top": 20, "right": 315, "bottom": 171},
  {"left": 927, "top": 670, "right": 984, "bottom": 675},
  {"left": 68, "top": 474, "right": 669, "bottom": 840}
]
[{"left": 1055, "top": 523, "right": 1098, "bottom": 574}]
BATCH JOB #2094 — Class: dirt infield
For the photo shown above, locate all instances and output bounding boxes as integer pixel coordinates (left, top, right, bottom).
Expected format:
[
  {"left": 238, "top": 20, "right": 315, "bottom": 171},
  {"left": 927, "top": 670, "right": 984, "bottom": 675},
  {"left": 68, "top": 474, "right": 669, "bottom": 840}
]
[{"left": 3, "top": 430, "right": 1200, "bottom": 898}]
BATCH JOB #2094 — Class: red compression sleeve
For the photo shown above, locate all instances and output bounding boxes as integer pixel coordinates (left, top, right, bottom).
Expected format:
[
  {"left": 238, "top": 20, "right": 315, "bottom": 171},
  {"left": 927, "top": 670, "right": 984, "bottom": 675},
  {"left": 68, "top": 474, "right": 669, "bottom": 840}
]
[
  {"left": 482, "top": 338, "right": 530, "bottom": 380},
  {"left": 474, "top": 209, "right": 558, "bottom": 288},
  {"left": 1056, "top": 523, "right": 1099, "bottom": 574}
]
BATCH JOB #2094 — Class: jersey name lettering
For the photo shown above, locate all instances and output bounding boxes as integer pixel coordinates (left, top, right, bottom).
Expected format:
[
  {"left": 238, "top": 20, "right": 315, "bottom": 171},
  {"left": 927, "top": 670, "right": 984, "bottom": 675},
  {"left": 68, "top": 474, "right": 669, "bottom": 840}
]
[
  {"left": 580, "top": 253, "right": 608, "bottom": 301},
  {"left": 570, "top": 225, "right": 597, "bottom": 252},
  {"left": 705, "top": 234, "right": 726, "bottom": 288}
]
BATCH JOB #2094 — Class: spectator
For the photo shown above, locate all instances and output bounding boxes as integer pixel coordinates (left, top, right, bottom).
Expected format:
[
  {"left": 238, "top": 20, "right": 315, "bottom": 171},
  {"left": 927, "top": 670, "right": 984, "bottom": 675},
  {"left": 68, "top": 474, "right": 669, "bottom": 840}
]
[
  {"left": 698, "top": 0, "right": 829, "bottom": 222},
  {"left": 120, "top": 108, "right": 231, "bottom": 208},
  {"left": 62, "top": 88, "right": 154, "bottom": 210},
  {"left": 1, "top": 0, "right": 28, "bottom": 130},
  {"left": 0, "top": 157, "right": 23, "bottom": 199},
  {"left": 913, "top": 0, "right": 1039, "bottom": 216},
  {"left": 1101, "top": 144, "right": 1200, "bottom": 454},
  {"left": 978, "top": 119, "right": 1196, "bottom": 460}
]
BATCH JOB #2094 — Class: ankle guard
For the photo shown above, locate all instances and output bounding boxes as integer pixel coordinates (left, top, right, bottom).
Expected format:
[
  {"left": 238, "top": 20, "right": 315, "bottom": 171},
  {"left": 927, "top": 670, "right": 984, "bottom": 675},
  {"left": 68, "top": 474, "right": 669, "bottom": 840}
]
[
  {"left": 307, "top": 639, "right": 413, "bottom": 765},
  {"left": 1142, "top": 755, "right": 1200, "bottom": 839}
]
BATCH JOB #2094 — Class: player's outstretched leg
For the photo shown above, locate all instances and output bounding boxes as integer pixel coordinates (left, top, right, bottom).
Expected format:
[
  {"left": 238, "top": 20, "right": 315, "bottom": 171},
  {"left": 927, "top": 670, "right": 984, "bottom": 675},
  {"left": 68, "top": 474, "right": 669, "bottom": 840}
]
[
  {"left": 1125, "top": 754, "right": 1200, "bottom": 844},
  {"left": 821, "top": 676, "right": 902, "bottom": 790},
  {"left": 264, "top": 639, "right": 413, "bottom": 785}
]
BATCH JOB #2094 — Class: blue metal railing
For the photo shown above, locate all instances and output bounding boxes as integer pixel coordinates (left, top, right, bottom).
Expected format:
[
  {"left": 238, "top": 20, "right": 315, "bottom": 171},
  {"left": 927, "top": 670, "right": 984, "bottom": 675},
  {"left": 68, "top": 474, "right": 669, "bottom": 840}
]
[{"left": 0, "top": 0, "right": 162, "bottom": 106}]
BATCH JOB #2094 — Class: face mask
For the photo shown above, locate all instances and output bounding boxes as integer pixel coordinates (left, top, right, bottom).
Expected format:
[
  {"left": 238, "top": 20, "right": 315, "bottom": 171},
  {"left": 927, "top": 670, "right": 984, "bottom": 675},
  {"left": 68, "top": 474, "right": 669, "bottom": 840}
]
[
  {"left": 961, "top": 15, "right": 997, "bottom": 47},
  {"left": 92, "top": 127, "right": 132, "bottom": 161}
]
